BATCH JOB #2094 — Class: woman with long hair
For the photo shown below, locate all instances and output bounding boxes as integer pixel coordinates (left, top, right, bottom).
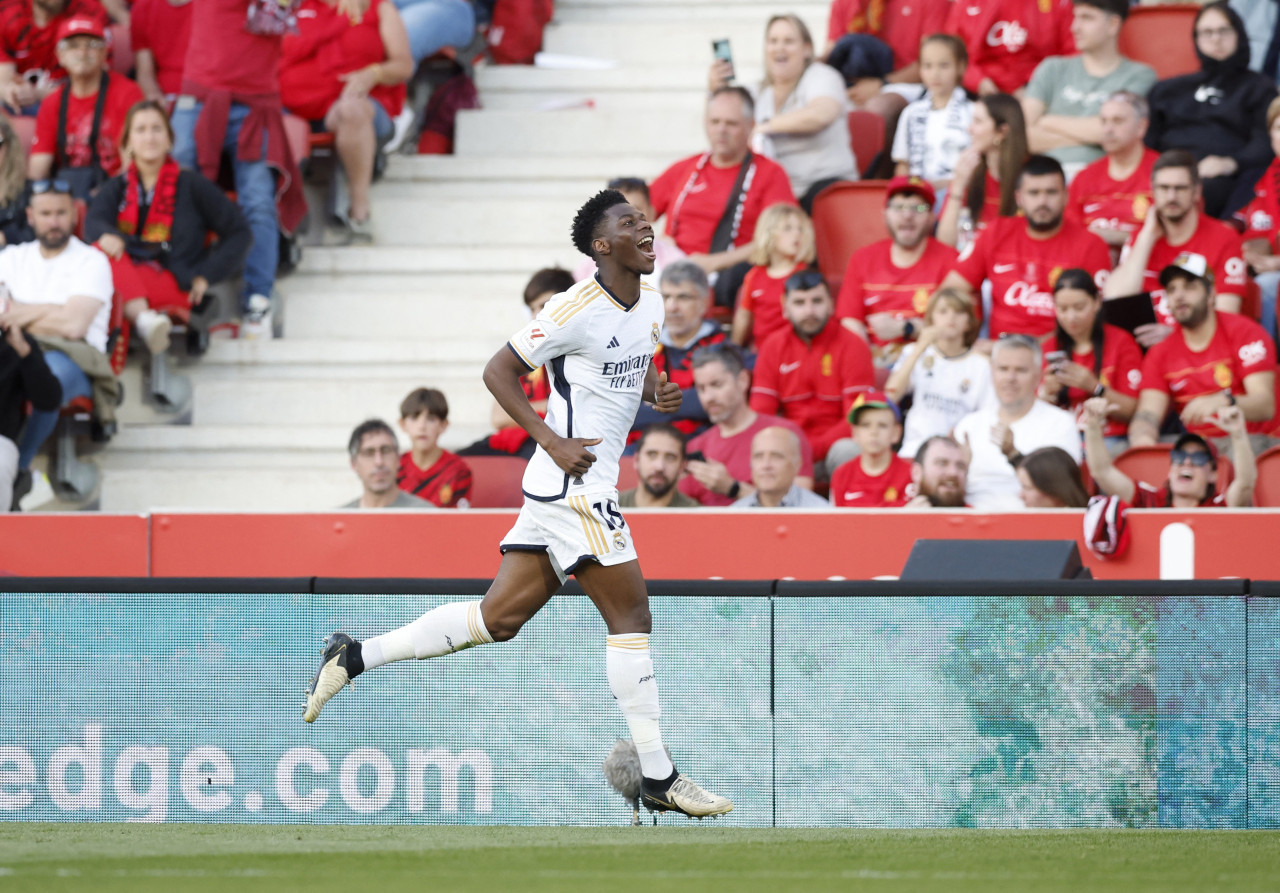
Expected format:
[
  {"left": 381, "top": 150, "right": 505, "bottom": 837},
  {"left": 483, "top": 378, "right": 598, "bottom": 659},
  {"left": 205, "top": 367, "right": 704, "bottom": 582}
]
[
  {"left": 1017, "top": 446, "right": 1090, "bottom": 508},
  {"left": 86, "top": 100, "right": 252, "bottom": 368},
  {"left": 0, "top": 115, "right": 32, "bottom": 247},
  {"left": 936, "top": 93, "right": 1028, "bottom": 247},
  {"left": 1039, "top": 268, "right": 1141, "bottom": 445}
]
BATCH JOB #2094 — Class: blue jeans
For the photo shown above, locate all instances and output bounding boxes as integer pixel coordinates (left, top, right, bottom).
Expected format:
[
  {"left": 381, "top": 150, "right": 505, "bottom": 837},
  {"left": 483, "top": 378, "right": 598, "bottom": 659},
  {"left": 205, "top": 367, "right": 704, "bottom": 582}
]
[
  {"left": 1256, "top": 270, "right": 1279, "bottom": 345},
  {"left": 172, "top": 100, "right": 279, "bottom": 306},
  {"left": 393, "top": 0, "right": 475, "bottom": 65},
  {"left": 18, "top": 350, "right": 91, "bottom": 469}
]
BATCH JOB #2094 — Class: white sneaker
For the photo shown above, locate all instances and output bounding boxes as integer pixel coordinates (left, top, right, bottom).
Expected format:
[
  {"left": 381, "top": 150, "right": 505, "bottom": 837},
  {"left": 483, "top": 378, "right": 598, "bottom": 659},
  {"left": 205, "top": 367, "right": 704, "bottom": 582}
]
[
  {"left": 384, "top": 106, "right": 416, "bottom": 154},
  {"left": 135, "top": 309, "right": 172, "bottom": 354},
  {"left": 241, "top": 294, "right": 274, "bottom": 340}
]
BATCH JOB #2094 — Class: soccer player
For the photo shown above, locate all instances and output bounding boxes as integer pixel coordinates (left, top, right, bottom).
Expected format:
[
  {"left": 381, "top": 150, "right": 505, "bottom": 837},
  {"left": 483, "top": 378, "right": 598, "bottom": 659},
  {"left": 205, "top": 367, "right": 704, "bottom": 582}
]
[{"left": 302, "top": 189, "right": 733, "bottom": 820}]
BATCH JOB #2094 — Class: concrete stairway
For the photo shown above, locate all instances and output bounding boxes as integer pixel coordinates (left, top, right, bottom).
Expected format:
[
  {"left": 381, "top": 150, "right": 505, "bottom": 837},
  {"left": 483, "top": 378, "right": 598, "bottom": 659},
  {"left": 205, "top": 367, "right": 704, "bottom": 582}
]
[{"left": 93, "top": 0, "right": 827, "bottom": 512}]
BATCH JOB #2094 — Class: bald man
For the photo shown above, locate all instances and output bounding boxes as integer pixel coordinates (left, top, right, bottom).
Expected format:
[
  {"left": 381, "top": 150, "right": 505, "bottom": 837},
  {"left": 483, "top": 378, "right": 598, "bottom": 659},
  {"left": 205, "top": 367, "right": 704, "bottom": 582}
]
[{"left": 733, "top": 426, "right": 831, "bottom": 508}]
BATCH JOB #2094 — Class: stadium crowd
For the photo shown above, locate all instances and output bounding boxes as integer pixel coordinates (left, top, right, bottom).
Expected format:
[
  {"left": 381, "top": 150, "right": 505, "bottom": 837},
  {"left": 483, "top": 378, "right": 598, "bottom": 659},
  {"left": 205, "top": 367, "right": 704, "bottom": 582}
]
[{"left": 8, "top": 0, "right": 1280, "bottom": 516}]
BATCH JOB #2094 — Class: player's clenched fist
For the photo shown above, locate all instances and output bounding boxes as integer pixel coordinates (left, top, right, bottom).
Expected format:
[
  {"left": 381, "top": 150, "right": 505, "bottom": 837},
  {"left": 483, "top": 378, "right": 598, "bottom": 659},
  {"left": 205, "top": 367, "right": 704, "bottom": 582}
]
[
  {"left": 653, "top": 371, "right": 682, "bottom": 414},
  {"left": 546, "top": 436, "right": 602, "bottom": 476}
]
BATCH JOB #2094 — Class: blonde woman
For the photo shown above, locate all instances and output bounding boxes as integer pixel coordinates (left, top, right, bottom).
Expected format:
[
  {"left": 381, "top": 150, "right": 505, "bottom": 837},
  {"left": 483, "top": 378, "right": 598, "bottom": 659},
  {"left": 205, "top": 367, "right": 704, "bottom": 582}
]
[
  {"left": 0, "top": 115, "right": 32, "bottom": 247},
  {"left": 729, "top": 202, "right": 815, "bottom": 348}
]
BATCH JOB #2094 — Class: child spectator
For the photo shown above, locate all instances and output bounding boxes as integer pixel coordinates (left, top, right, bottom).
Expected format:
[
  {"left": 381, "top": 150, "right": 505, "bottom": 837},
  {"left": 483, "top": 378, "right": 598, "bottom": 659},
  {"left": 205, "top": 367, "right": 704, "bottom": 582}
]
[
  {"left": 936, "top": 93, "right": 1029, "bottom": 248},
  {"left": 86, "top": 100, "right": 251, "bottom": 358},
  {"left": 891, "top": 34, "right": 972, "bottom": 187},
  {"left": 279, "top": 0, "right": 413, "bottom": 238},
  {"left": 131, "top": 0, "right": 193, "bottom": 105},
  {"left": 397, "top": 387, "right": 471, "bottom": 508},
  {"left": 1015, "top": 446, "right": 1089, "bottom": 508},
  {"left": 830, "top": 391, "right": 912, "bottom": 507},
  {"left": 0, "top": 114, "right": 33, "bottom": 246},
  {"left": 886, "top": 287, "right": 994, "bottom": 459},
  {"left": 730, "top": 203, "right": 815, "bottom": 349}
]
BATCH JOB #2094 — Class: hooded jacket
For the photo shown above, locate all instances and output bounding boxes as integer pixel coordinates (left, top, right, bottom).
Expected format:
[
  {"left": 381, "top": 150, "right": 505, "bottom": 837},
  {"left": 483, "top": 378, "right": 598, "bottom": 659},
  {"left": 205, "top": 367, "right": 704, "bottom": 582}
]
[{"left": 1145, "top": 3, "right": 1278, "bottom": 172}]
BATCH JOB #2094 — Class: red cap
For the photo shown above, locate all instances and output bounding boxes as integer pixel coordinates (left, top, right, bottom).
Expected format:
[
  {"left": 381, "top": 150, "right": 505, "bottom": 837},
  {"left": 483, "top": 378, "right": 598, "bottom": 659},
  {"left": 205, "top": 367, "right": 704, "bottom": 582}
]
[
  {"left": 884, "top": 175, "right": 936, "bottom": 209},
  {"left": 56, "top": 16, "right": 105, "bottom": 43}
]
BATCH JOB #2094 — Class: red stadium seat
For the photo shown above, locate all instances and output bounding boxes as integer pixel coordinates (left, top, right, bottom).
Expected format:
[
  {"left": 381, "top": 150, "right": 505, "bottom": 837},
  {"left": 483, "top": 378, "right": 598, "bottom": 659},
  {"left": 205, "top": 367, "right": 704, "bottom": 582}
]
[
  {"left": 1118, "top": 5, "right": 1200, "bottom": 81},
  {"left": 811, "top": 180, "right": 890, "bottom": 297},
  {"left": 617, "top": 455, "right": 638, "bottom": 493},
  {"left": 464, "top": 456, "right": 526, "bottom": 508},
  {"left": 848, "top": 109, "right": 885, "bottom": 179},
  {"left": 1250, "top": 444, "right": 1280, "bottom": 506},
  {"left": 1113, "top": 442, "right": 1234, "bottom": 497}
]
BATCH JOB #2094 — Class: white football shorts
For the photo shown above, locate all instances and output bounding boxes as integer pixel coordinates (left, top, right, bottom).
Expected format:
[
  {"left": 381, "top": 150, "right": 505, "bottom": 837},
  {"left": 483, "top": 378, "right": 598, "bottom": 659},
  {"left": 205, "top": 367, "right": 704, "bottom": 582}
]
[{"left": 500, "top": 491, "right": 638, "bottom": 583}]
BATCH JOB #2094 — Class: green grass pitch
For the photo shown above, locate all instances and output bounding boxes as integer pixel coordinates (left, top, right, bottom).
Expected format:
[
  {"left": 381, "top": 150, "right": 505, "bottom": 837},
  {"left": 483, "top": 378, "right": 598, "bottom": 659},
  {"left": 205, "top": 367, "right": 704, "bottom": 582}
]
[{"left": 3, "top": 825, "right": 1279, "bottom": 893}]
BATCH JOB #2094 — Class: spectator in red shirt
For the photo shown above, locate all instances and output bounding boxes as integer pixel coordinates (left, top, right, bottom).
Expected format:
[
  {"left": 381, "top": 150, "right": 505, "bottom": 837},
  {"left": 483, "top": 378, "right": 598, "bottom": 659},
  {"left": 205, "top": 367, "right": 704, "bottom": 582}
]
[
  {"left": 946, "top": 0, "right": 1074, "bottom": 97},
  {"left": 1105, "top": 149, "right": 1250, "bottom": 347},
  {"left": 750, "top": 270, "right": 875, "bottom": 467},
  {"left": 1039, "top": 267, "right": 1141, "bottom": 443},
  {"left": 1129, "top": 254, "right": 1276, "bottom": 448},
  {"left": 28, "top": 16, "right": 141, "bottom": 191},
  {"left": 942, "top": 154, "right": 1112, "bottom": 339},
  {"left": 679, "top": 342, "right": 814, "bottom": 506},
  {"left": 837, "top": 175, "right": 958, "bottom": 365},
  {"left": 131, "top": 0, "right": 193, "bottom": 104},
  {"left": 902, "top": 434, "right": 969, "bottom": 508},
  {"left": 280, "top": 0, "right": 411, "bottom": 238},
  {"left": 0, "top": 0, "right": 107, "bottom": 115},
  {"left": 936, "top": 93, "right": 1029, "bottom": 248},
  {"left": 1083, "top": 396, "right": 1256, "bottom": 507},
  {"left": 633, "top": 259, "right": 725, "bottom": 438},
  {"left": 730, "top": 202, "right": 813, "bottom": 350},
  {"left": 1015, "top": 446, "right": 1089, "bottom": 508},
  {"left": 397, "top": 386, "right": 471, "bottom": 508},
  {"left": 648, "top": 86, "right": 797, "bottom": 311},
  {"left": 1066, "top": 90, "right": 1159, "bottom": 257},
  {"left": 1237, "top": 94, "right": 1280, "bottom": 344},
  {"left": 830, "top": 391, "right": 912, "bottom": 507}
]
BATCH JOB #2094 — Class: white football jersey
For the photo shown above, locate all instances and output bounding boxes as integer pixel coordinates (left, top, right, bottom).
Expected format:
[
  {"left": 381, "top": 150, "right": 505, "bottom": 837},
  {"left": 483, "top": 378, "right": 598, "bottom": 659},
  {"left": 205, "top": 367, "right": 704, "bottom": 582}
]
[
  {"left": 507, "top": 276, "right": 664, "bottom": 501},
  {"left": 896, "top": 343, "right": 996, "bottom": 459}
]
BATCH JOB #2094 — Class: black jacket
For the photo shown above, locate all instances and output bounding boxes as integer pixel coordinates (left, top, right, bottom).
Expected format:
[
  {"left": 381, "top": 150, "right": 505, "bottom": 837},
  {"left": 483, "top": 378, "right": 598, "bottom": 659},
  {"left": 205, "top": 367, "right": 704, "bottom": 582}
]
[
  {"left": 84, "top": 168, "right": 252, "bottom": 291},
  {"left": 0, "top": 183, "right": 33, "bottom": 247},
  {"left": 0, "top": 337, "right": 62, "bottom": 442},
  {"left": 1146, "top": 3, "right": 1279, "bottom": 172}
]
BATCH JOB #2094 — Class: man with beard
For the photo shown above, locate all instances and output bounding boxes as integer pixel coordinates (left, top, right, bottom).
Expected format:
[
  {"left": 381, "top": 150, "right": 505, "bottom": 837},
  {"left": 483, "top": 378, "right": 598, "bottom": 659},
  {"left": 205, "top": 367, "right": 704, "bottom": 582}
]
[
  {"left": 903, "top": 435, "right": 969, "bottom": 509},
  {"left": 680, "top": 342, "right": 814, "bottom": 506},
  {"left": 1105, "top": 150, "right": 1249, "bottom": 346},
  {"left": 619, "top": 424, "right": 698, "bottom": 508},
  {"left": 953, "top": 333, "right": 1081, "bottom": 510},
  {"left": 836, "top": 176, "right": 957, "bottom": 366},
  {"left": 1128, "top": 254, "right": 1275, "bottom": 450},
  {"left": 751, "top": 271, "right": 874, "bottom": 469},
  {"left": 0, "top": 180, "right": 112, "bottom": 495},
  {"left": 0, "top": 0, "right": 109, "bottom": 114},
  {"left": 942, "top": 154, "right": 1112, "bottom": 339}
]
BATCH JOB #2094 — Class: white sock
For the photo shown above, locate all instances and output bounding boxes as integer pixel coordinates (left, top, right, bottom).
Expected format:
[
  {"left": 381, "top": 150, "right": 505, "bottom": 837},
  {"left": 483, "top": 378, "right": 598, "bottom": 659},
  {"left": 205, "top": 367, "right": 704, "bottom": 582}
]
[
  {"left": 606, "top": 634, "right": 674, "bottom": 780},
  {"left": 361, "top": 601, "right": 493, "bottom": 671}
]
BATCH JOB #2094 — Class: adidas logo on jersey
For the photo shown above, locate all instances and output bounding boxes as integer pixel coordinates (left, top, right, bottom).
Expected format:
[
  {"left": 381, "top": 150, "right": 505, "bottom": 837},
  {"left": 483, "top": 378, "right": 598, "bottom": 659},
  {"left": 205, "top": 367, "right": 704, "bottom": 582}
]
[{"left": 607, "top": 336, "right": 620, "bottom": 349}]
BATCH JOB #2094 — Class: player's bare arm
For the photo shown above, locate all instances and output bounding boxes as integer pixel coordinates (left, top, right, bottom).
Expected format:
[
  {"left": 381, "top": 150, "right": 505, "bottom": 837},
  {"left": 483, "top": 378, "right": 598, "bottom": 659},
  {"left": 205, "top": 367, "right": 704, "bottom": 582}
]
[{"left": 483, "top": 346, "right": 600, "bottom": 476}]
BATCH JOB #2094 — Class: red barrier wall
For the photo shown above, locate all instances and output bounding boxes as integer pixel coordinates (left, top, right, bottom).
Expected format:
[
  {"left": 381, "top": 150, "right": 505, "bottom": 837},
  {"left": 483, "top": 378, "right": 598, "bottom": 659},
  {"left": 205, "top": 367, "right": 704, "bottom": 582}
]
[{"left": 3, "top": 510, "right": 1274, "bottom": 580}]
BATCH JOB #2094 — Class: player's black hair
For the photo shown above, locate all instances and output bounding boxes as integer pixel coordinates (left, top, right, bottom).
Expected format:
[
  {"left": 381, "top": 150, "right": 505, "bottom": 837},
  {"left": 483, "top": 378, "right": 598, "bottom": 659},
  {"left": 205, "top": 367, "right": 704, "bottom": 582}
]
[{"left": 571, "top": 188, "right": 630, "bottom": 258}]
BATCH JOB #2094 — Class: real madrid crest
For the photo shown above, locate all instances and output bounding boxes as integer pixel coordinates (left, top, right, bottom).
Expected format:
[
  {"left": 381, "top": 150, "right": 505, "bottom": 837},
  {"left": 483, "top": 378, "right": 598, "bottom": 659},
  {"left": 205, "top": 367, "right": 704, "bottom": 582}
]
[
  {"left": 613, "top": 532, "right": 627, "bottom": 552},
  {"left": 651, "top": 323, "right": 660, "bottom": 344}
]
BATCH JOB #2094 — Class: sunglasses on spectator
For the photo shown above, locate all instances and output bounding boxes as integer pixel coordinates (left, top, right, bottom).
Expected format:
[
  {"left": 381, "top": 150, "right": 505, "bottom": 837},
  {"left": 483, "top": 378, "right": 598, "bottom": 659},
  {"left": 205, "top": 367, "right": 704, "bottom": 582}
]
[
  {"left": 785, "top": 270, "right": 826, "bottom": 292},
  {"left": 31, "top": 179, "right": 72, "bottom": 196},
  {"left": 1170, "top": 450, "right": 1213, "bottom": 467}
]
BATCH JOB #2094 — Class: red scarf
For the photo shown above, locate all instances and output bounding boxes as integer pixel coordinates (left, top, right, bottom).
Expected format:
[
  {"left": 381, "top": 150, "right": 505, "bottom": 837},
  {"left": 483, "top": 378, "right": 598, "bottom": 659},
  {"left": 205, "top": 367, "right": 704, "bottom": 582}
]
[{"left": 118, "top": 158, "right": 180, "bottom": 244}]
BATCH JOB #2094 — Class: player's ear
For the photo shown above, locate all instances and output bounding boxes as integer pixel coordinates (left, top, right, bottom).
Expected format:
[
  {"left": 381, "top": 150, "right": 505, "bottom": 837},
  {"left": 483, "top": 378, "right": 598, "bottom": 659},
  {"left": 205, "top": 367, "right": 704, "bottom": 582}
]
[{"left": 593, "top": 235, "right": 611, "bottom": 257}]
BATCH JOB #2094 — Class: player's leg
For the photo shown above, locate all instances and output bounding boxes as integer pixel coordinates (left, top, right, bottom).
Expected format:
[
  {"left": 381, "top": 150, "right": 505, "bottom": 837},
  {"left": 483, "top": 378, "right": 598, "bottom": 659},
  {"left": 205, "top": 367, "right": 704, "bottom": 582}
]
[
  {"left": 575, "top": 559, "right": 733, "bottom": 818},
  {"left": 303, "top": 550, "right": 559, "bottom": 722}
]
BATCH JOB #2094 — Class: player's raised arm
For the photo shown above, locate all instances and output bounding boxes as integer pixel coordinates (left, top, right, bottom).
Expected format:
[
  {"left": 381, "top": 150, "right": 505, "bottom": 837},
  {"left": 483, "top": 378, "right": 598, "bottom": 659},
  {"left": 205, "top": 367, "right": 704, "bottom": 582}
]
[
  {"left": 644, "top": 367, "right": 682, "bottom": 413},
  {"left": 483, "top": 345, "right": 600, "bottom": 477}
]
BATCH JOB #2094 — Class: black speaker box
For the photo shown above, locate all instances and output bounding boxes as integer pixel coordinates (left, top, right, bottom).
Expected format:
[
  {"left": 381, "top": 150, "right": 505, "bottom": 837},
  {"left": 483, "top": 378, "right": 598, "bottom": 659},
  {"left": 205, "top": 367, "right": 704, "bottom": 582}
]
[{"left": 900, "top": 539, "right": 1091, "bottom": 581}]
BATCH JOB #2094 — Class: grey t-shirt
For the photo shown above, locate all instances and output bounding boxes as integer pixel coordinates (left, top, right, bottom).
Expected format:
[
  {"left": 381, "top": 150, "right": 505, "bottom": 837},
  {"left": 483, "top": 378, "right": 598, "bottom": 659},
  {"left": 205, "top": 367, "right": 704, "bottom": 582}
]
[
  {"left": 342, "top": 491, "right": 434, "bottom": 509},
  {"left": 733, "top": 483, "right": 830, "bottom": 508},
  {"left": 618, "top": 487, "right": 700, "bottom": 508},
  {"left": 1025, "top": 55, "right": 1157, "bottom": 167},
  {"left": 757, "top": 61, "right": 857, "bottom": 198}
]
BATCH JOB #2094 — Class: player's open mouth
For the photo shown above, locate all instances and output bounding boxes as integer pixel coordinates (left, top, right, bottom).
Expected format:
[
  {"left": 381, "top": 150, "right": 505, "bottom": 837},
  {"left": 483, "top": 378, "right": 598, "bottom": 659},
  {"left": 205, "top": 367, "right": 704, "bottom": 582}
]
[{"left": 638, "top": 235, "right": 655, "bottom": 258}]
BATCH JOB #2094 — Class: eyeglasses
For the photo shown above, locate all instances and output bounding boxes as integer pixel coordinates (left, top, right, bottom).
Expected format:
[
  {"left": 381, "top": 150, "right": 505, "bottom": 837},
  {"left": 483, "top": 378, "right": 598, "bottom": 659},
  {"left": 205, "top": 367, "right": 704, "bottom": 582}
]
[
  {"left": 785, "top": 270, "right": 826, "bottom": 292},
  {"left": 356, "top": 445, "right": 398, "bottom": 460},
  {"left": 31, "top": 179, "right": 71, "bottom": 195},
  {"left": 887, "top": 201, "right": 930, "bottom": 214},
  {"left": 1195, "top": 27, "right": 1234, "bottom": 40},
  {"left": 1170, "top": 449, "right": 1213, "bottom": 467}
]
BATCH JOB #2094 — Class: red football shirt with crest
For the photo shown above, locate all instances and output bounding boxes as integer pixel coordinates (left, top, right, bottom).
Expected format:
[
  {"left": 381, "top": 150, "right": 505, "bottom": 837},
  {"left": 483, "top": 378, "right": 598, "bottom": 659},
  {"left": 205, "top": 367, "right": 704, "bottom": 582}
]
[
  {"left": 946, "top": 0, "right": 1074, "bottom": 94},
  {"left": 826, "top": 0, "right": 950, "bottom": 68},
  {"left": 951, "top": 216, "right": 1112, "bottom": 337},
  {"left": 1237, "top": 157, "right": 1280, "bottom": 250},
  {"left": 1066, "top": 149, "right": 1158, "bottom": 240},
  {"left": 830, "top": 453, "right": 913, "bottom": 507},
  {"left": 397, "top": 450, "right": 472, "bottom": 508},
  {"left": 1042, "top": 325, "right": 1144, "bottom": 437},
  {"left": 737, "top": 263, "right": 803, "bottom": 348},
  {"left": 1119, "top": 216, "right": 1248, "bottom": 327},
  {"left": 1138, "top": 311, "right": 1276, "bottom": 437},
  {"left": 836, "top": 237, "right": 958, "bottom": 346}
]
